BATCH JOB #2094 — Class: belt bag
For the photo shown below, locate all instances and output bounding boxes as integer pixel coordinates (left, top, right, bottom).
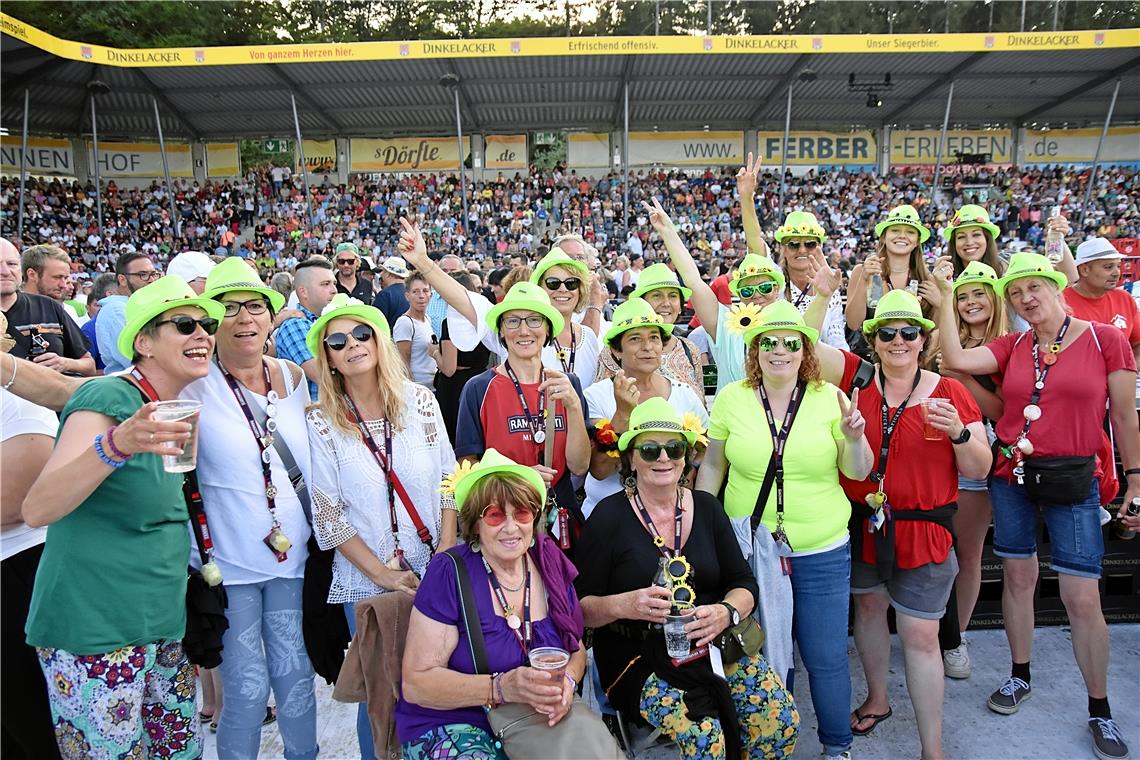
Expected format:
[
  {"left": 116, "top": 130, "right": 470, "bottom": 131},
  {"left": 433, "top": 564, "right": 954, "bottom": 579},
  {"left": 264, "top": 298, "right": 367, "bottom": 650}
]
[
  {"left": 1023, "top": 455, "right": 1095, "bottom": 505},
  {"left": 714, "top": 615, "right": 765, "bottom": 664}
]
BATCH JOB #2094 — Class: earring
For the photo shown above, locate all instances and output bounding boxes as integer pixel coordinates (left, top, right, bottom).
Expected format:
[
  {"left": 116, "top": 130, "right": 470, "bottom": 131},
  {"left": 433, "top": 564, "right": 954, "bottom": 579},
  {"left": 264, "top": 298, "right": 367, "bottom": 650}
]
[
  {"left": 529, "top": 537, "right": 536, "bottom": 548},
  {"left": 470, "top": 539, "right": 482, "bottom": 553},
  {"left": 330, "top": 367, "right": 337, "bottom": 375},
  {"left": 623, "top": 475, "right": 638, "bottom": 492}
]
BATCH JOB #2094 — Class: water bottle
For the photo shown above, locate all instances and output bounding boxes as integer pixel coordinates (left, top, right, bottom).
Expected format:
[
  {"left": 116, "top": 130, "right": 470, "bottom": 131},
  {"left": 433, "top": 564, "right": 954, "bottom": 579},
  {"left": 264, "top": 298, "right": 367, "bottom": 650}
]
[
  {"left": 868, "top": 274, "right": 883, "bottom": 308},
  {"left": 1045, "top": 206, "right": 1065, "bottom": 264},
  {"left": 1114, "top": 498, "right": 1140, "bottom": 541}
]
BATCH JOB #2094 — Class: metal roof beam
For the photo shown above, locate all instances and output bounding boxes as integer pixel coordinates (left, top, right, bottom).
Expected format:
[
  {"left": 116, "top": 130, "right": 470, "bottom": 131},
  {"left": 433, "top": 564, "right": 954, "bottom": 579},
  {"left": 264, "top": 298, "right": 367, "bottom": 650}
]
[
  {"left": 440, "top": 60, "right": 478, "bottom": 131},
  {"left": 73, "top": 64, "right": 101, "bottom": 135},
  {"left": 611, "top": 55, "right": 636, "bottom": 128},
  {"left": 2, "top": 55, "right": 70, "bottom": 92},
  {"left": 1015, "top": 54, "right": 1140, "bottom": 124},
  {"left": 880, "top": 52, "right": 986, "bottom": 124},
  {"left": 747, "top": 54, "right": 811, "bottom": 126},
  {"left": 130, "top": 68, "right": 201, "bottom": 140},
  {"left": 265, "top": 63, "right": 345, "bottom": 133}
]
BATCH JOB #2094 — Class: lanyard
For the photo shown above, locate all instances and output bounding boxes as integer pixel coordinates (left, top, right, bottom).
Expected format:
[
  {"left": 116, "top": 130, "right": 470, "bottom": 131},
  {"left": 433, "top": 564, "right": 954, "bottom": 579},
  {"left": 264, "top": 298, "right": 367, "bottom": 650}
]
[
  {"left": 129, "top": 367, "right": 162, "bottom": 402},
  {"left": 482, "top": 554, "right": 532, "bottom": 656},
  {"left": 553, "top": 326, "right": 577, "bottom": 375},
  {"left": 503, "top": 362, "right": 547, "bottom": 446},
  {"left": 344, "top": 392, "right": 401, "bottom": 550},
  {"left": 633, "top": 491, "right": 682, "bottom": 559},
  {"left": 758, "top": 380, "right": 806, "bottom": 544},
  {"left": 1011, "top": 317, "right": 1071, "bottom": 478},
  {"left": 872, "top": 367, "right": 922, "bottom": 490},
  {"left": 789, "top": 282, "right": 813, "bottom": 310}
]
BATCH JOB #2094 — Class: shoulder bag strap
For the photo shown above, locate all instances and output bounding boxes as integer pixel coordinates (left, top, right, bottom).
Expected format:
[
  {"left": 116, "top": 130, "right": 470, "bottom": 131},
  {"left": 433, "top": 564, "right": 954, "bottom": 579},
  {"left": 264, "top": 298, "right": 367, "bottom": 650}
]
[
  {"left": 443, "top": 549, "right": 489, "bottom": 675},
  {"left": 750, "top": 454, "right": 778, "bottom": 532},
  {"left": 678, "top": 337, "right": 699, "bottom": 376}
]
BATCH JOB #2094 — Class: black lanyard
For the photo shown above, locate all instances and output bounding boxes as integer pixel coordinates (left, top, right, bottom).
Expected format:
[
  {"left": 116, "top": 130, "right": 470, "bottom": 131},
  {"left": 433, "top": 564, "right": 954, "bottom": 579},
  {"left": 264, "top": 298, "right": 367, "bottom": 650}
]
[
  {"left": 789, "top": 282, "right": 813, "bottom": 310},
  {"left": 758, "top": 380, "right": 806, "bottom": 540},
  {"left": 633, "top": 491, "right": 682, "bottom": 559},
  {"left": 503, "top": 362, "right": 547, "bottom": 446},
  {"left": 344, "top": 393, "right": 401, "bottom": 550},
  {"left": 872, "top": 367, "right": 922, "bottom": 489},
  {"left": 553, "top": 326, "right": 577, "bottom": 375},
  {"left": 218, "top": 359, "right": 284, "bottom": 532},
  {"left": 482, "top": 554, "right": 532, "bottom": 656},
  {"left": 1022, "top": 316, "right": 1070, "bottom": 437}
]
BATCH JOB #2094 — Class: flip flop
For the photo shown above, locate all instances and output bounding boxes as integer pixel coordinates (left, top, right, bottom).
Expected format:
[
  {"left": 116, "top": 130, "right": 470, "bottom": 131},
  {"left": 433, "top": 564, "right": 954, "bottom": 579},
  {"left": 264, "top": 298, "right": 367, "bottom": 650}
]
[
  {"left": 263, "top": 706, "right": 276, "bottom": 726},
  {"left": 851, "top": 707, "right": 893, "bottom": 736}
]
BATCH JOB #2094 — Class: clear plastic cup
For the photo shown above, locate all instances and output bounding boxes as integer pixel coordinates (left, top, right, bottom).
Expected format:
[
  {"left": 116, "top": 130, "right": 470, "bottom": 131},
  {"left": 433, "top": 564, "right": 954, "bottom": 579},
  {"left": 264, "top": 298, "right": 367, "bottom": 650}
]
[
  {"left": 664, "top": 612, "right": 695, "bottom": 658},
  {"left": 151, "top": 399, "right": 202, "bottom": 473},
  {"left": 528, "top": 646, "right": 569, "bottom": 680},
  {"left": 919, "top": 398, "right": 944, "bottom": 441}
]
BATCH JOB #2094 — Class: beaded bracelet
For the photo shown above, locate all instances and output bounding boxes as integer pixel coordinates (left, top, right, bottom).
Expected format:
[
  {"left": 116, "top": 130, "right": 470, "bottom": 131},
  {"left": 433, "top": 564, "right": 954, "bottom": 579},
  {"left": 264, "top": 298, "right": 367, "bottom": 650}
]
[
  {"left": 94, "top": 433, "right": 127, "bottom": 469},
  {"left": 105, "top": 425, "right": 132, "bottom": 461},
  {"left": 493, "top": 672, "right": 505, "bottom": 706}
]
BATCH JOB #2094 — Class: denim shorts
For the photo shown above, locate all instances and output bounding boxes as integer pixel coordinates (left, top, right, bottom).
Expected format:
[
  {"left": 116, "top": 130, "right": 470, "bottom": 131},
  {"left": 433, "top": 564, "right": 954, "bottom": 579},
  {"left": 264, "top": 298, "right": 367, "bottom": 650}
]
[
  {"left": 851, "top": 550, "right": 959, "bottom": 621},
  {"left": 990, "top": 478, "right": 1103, "bottom": 579},
  {"left": 958, "top": 474, "right": 989, "bottom": 492}
]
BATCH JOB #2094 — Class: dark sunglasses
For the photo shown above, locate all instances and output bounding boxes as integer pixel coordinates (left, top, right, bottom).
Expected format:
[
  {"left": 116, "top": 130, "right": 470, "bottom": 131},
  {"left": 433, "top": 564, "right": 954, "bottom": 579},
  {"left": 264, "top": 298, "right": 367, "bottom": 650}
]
[
  {"left": 155, "top": 315, "right": 219, "bottom": 336},
  {"left": 784, "top": 240, "right": 819, "bottom": 250},
  {"left": 323, "top": 324, "right": 374, "bottom": 351},
  {"left": 876, "top": 326, "right": 923, "bottom": 343},
  {"left": 543, "top": 277, "right": 581, "bottom": 292},
  {"left": 758, "top": 335, "right": 802, "bottom": 352},
  {"left": 634, "top": 440, "right": 688, "bottom": 462},
  {"left": 221, "top": 298, "right": 269, "bottom": 318},
  {"left": 738, "top": 282, "right": 778, "bottom": 299},
  {"left": 480, "top": 503, "right": 536, "bottom": 527},
  {"left": 335, "top": 258, "right": 357, "bottom": 265}
]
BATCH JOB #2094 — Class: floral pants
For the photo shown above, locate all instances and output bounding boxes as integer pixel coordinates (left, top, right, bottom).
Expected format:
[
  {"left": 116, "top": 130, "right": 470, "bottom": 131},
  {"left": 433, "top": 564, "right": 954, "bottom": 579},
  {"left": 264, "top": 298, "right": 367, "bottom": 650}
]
[
  {"left": 401, "top": 722, "right": 508, "bottom": 760},
  {"left": 640, "top": 652, "right": 799, "bottom": 759},
  {"left": 36, "top": 638, "right": 200, "bottom": 760}
]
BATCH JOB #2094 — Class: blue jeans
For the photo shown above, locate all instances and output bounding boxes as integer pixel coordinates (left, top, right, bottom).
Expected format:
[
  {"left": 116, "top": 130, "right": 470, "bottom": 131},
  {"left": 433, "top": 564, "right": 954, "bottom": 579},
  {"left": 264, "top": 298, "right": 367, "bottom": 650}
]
[
  {"left": 345, "top": 602, "right": 377, "bottom": 760},
  {"left": 789, "top": 543, "right": 853, "bottom": 757},
  {"left": 991, "top": 478, "right": 1104, "bottom": 578},
  {"left": 216, "top": 577, "right": 318, "bottom": 760}
]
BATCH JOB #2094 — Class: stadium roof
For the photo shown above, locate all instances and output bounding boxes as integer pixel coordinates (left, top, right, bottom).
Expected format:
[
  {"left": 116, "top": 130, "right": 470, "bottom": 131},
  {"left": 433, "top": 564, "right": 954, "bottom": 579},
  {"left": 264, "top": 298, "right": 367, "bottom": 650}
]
[{"left": 2, "top": 17, "right": 1138, "bottom": 141}]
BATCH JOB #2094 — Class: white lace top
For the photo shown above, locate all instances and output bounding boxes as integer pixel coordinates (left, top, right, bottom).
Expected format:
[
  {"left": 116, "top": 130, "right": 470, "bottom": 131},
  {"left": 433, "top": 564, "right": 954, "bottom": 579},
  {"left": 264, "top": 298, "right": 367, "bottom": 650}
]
[{"left": 306, "top": 381, "right": 456, "bottom": 603}]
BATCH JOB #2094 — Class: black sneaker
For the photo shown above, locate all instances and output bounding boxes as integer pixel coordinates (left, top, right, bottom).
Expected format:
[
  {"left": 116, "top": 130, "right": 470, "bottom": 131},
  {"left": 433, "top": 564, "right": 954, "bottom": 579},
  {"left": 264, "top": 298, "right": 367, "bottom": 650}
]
[
  {"left": 1089, "top": 717, "right": 1131, "bottom": 760},
  {"left": 987, "top": 676, "right": 1031, "bottom": 714}
]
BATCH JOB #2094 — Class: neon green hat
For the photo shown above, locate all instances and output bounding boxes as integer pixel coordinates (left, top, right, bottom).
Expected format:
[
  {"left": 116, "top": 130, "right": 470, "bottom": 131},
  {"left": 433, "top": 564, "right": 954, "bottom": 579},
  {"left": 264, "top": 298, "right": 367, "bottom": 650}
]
[
  {"left": 304, "top": 293, "right": 391, "bottom": 358},
  {"left": 942, "top": 204, "right": 1000, "bottom": 241},
  {"left": 117, "top": 275, "right": 226, "bottom": 359},
  {"left": 617, "top": 397, "right": 698, "bottom": 451},
  {"left": 203, "top": 257, "right": 286, "bottom": 312},
  {"left": 996, "top": 252, "right": 1067, "bottom": 297},
  {"left": 334, "top": 242, "right": 360, "bottom": 257},
  {"left": 742, "top": 299, "right": 820, "bottom": 347},
  {"left": 729, "top": 253, "right": 786, "bottom": 296},
  {"left": 530, "top": 246, "right": 589, "bottom": 285},
  {"left": 952, "top": 261, "right": 1000, "bottom": 295},
  {"left": 451, "top": 448, "right": 547, "bottom": 513},
  {"left": 604, "top": 298, "right": 674, "bottom": 345},
  {"left": 862, "top": 289, "right": 935, "bottom": 335},
  {"left": 485, "top": 281, "right": 565, "bottom": 337},
  {"left": 774, "top": 211, "right": 826, "bottom": 243},
  {"left": 875, "top": 205, "right": 931, "bottom": 243},
  {"left": 629, "top": 262, "right": 692, "bottom": 302}
]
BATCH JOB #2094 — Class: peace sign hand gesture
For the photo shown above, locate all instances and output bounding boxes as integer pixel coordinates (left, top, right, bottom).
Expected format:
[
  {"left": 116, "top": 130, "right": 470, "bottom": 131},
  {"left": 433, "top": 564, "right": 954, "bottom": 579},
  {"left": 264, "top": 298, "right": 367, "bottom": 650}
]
[
  {"left": 736, "top": 151, "right": 762, "bottom": 197},
  {"left": 641, "top": 198, "right": 676, "bottom": 237},
  {"left": 837, "top": 388, "right": 866, "bottom": 442}
]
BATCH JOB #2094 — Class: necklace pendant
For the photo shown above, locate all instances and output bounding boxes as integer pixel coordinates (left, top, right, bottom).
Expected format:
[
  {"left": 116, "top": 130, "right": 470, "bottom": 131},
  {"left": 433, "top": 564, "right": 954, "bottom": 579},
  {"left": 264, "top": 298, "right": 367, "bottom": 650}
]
[
  {"left": 266, "top": 483, "right": 278, "bottom": 499},
  {"left": 506, "top": 613, "right": 522, "bottom": 630},
  {"left": 533, "top": 428, "right": 546, "bottom": 444},
  {"left": 265, "top": 402, "right": 278, "bottom": 417},
  {"left": 1022, "top": 404, "right": 1041, "bottom": 422},
  {"left": 1035, "top": 380, "right": 1045, "bottom": 390},
  {"left": 266, "top": 390, "right": 279, "bottom": 404},
  {"left": 652, "top": 535, "right": 666, "bottom": 548},
  {"left": 1041, "top": 352, "right": 1057, "bottom": 366}
]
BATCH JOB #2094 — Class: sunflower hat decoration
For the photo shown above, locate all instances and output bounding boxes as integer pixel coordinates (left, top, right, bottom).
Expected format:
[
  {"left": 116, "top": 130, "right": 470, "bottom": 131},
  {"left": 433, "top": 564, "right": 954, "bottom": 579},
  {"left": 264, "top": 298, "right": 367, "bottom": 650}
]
[
  {"left": 724, "top": 302, "right": 764, "bottom": 336},
  {"left": 680, "top": 412, "right": 710, "bottom": 450}
]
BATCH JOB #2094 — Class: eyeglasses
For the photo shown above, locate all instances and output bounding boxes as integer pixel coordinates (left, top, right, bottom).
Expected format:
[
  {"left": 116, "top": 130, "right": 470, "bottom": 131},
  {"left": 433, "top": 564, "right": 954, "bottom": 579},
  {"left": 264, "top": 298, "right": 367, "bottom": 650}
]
[
  {"left": 155, "top": 315, "right": 219, "bottom": 336},
  {"left": 323, "top": 323, "right": 374, "bottom": 351},
  {"left": 126, "top": 270, "right": 161, "bottom": 282},
  {"left": 875, "top": 326, "right": 923, "bottom": 343},
  {"left": 634, "top": 440, "right": 688, "bottom": 462},
  {"left": 543, "top": 277, "right": 581, "bottom": 292},
  {"left": 757, "top": 335, "right": 802, "bottom": 352},
  {"left": 335, "top": 258, "right": 357, "bottom": 266},
  {"left": 480, "top": 503, "right": 536, "bottom": 527},
  {"left": 738, "top": 282, "right": 778, "bottom": 299},
  {"left": 221, "top": 298, "right": 269, "bottom": 318},
  {"left": 500, "top": 315, "right": 546, "bottom": 331},
  {"left": 784, "top": 240, "right": 819, "bottom": 250}
]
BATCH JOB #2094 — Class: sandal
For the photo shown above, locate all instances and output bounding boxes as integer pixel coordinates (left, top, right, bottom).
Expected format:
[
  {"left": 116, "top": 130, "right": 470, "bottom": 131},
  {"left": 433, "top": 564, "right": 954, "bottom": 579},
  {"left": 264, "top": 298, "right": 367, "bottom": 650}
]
[
  {"left": 263, "top": 706, "right": 276, "bottom": 726},
  {"left": 851, "top": 707, "right": 892, "bottom": 736}
]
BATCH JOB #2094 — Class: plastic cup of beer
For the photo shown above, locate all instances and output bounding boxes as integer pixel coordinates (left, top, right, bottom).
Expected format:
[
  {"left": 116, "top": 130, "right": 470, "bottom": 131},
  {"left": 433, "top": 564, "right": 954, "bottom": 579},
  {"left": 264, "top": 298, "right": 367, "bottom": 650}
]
[
  {"left": 528, "top": 646, "right": 570, "bottom": 681},
  {"left": 151, "top": 400, "right": 202, "bottom": 473},
  {"left": 919, "top": 398, "right": 944, "bottom": 441},
  {"left": 664, "top": 611, "right": 696, "bottom": 658}
]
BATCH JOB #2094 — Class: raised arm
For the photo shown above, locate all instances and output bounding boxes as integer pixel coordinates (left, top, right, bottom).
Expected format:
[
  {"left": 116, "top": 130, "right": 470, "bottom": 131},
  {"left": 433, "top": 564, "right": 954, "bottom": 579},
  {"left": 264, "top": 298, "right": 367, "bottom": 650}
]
[
  {"left": 397, "top": 217, "right": 479, "bottom": 326},
  {"left": 736, "top": 152, "right": 771, "bottom": 258},
  {"left": 845, "top": 256, "right": 878, "bottom": 331},
  {"left": 644, "top": 198, "right": 722, "bottom": 341}
]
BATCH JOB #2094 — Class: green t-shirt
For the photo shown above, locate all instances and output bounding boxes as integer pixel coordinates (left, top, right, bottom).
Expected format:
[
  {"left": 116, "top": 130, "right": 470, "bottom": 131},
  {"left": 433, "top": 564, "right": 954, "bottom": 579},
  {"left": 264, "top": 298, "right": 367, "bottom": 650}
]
[
  {"left": 25, "top": 378, "right": 189, "bottom": 654},
  {"left": 708, "top": 379, "right": 851, "bottom": 553}
]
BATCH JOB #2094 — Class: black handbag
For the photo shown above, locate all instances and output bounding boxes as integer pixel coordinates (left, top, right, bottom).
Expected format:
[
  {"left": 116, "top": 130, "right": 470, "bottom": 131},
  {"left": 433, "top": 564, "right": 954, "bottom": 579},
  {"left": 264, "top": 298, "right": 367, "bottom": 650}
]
[
  {"left": 1022, "top": 455, "right": 1096, "bottom": 506},
  {"left": 183, "top": 471, "right": 229, "bottom": 668}
]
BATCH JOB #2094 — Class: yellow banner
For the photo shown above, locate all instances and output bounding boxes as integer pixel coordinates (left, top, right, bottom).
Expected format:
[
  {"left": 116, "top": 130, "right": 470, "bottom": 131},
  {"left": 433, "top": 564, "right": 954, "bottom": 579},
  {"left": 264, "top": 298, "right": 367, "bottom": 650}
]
[
  {"left": 1021, "top": 127, "right": 1140, "bottom": 164},
  {"left": 568, "top": 133, "right": 610, "bottom": 167},
  {"left": 629, "top": 131, "right": 743, "bottom": 166},
  {"left": 3, "top": 14, "right": 1136, "bottom": 66},
  {"left": 349, "top": 137, "right": 470, "bottom": 172},
  {"left": 300, "top": 139, "right": 337, "bottom": 172},
  {"left": 890, "top": 130, "right": 1013, "bottom": 165},
  {"left": 86, "top": 141, "right": 193, "bottom": 177},
  {"left": 757, "top": 130, "right": 876, "bottom": 165},
  {"left": 206, "top": 142, "right": 240, "bottom": 177},
  {"left": 0, "top": 136, "right": 74, "bottom": 175},
  {"left": 484, "top": 135, "right": 527, "bottom": 170}
]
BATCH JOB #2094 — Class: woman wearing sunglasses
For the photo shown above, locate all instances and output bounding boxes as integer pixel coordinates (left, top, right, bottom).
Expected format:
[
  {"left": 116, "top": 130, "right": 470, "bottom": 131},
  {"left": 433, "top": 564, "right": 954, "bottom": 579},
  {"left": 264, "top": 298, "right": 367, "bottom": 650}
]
[
  {"left": 696, "top": 300, "right": 871, "bottom": 760},
  {"left": 838, "top": 289, "right": 990, "bottom": 760},
  {"left": 770, "top": 211, "right": 849, "bottom": 350},
  {"left": 175, "top": 258, "right": 317, "bottom": 757},
  {"left": 577, "top": 398, "right": 799, "bottom": 760},
  {"left": 306, "top": 293, "right": 457, "bottom": 759},
  {"left": 582, "top": 299, "right": 708, "bottom": 521},
  {"left": 23, "top": 276, "right": 223, "bottom": 759}
]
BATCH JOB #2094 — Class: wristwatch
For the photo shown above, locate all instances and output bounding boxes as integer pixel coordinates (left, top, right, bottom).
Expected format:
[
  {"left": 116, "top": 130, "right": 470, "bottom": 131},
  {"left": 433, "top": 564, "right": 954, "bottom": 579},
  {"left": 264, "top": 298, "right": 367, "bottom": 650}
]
[
  {"left": 950, "top": 427, "right": 971, "bottom": 445},
  {"left": 720, "top": 601, "right": 740, "bottom": 626}
]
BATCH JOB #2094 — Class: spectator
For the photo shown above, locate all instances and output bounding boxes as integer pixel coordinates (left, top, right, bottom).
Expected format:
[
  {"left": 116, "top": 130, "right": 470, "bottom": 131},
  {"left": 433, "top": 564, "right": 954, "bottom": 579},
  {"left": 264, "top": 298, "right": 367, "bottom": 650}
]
[
  {"left": 274, "top": 256, "right": 337, "bottom": 399},
  {"left": 372, "top": 256, "right": 411, "bottom": 329},
  {"left": 333, "top": 243, "right": 373, "bottom": 303},
  {"left": 1064, "top": 237, "right": 1140, "bottom": 366},
  {"left": 80, "top": 272, "right": 119, "bottom": 372},
  {"left": 97, "top": 251, "right": 164, "bottom": 374}
]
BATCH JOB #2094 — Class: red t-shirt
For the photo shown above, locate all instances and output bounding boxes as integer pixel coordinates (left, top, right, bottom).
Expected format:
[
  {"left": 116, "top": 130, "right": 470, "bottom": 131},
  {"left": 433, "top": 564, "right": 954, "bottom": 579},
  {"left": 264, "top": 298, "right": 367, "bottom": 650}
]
[
  {"left": 1062, "top": 287, "right": 1140, "bottom": 347},
  {"left": 988, "top": 323, "right": 1136, "bottom": 480},
  {"left": 840, "top": 376, "right": 982, "bottom": 569}
]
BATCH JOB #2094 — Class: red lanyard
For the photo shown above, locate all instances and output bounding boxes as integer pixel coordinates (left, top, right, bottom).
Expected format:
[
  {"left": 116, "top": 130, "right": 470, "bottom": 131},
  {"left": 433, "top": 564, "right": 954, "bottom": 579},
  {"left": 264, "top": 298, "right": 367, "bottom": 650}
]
[{"left": 129, "top": 367, "right": 161, "bottom": 402}]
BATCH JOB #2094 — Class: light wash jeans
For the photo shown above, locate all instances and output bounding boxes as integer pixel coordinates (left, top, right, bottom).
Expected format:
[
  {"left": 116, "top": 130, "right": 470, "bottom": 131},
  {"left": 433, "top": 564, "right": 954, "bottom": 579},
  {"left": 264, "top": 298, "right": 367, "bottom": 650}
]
[{"left": 216, "top": 577, "right": 318, "bottom": 760}]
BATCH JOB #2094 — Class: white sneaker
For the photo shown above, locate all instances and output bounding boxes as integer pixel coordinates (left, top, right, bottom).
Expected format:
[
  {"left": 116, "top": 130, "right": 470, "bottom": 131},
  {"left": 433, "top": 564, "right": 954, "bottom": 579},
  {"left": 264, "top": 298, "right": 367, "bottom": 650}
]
[
  {"left": 824, "top": 752, "right": 852, "bottom": 760},
  {"left": 943, "top": 636, "right": 970, "bottom": 679}
]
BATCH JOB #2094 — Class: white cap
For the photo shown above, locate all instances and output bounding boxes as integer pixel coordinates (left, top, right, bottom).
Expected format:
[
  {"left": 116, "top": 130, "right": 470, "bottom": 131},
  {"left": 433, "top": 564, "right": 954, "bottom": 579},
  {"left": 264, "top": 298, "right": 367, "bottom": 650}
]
[
  {"left": 1074, "top": 237, "right": 1124, "bottom": 266},
  {"left": 167, "top": 251, "right": 217, "bottom": 283},
  {"left": 380, "top": 256, "right": 410, "bottom": 277}
]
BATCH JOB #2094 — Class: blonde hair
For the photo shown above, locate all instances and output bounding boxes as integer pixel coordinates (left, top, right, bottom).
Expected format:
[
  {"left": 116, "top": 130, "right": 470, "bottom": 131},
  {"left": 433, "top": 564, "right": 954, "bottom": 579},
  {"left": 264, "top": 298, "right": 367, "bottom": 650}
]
[
  {"left": 501, "top": 265, "right": 533, "bottom": 293},
  {"left": 955, "top": 283, "right": 1007, "bottom": 347},
  {"left": 313, "top": 318, "right": 410, "bottom": 437}
]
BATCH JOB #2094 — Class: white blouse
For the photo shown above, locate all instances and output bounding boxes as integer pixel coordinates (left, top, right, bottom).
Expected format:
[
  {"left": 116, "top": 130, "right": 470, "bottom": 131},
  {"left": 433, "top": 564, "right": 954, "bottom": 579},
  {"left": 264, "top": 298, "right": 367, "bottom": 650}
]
[{"left": 306, "top": 381, "right": 456, "bottom": 603}]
